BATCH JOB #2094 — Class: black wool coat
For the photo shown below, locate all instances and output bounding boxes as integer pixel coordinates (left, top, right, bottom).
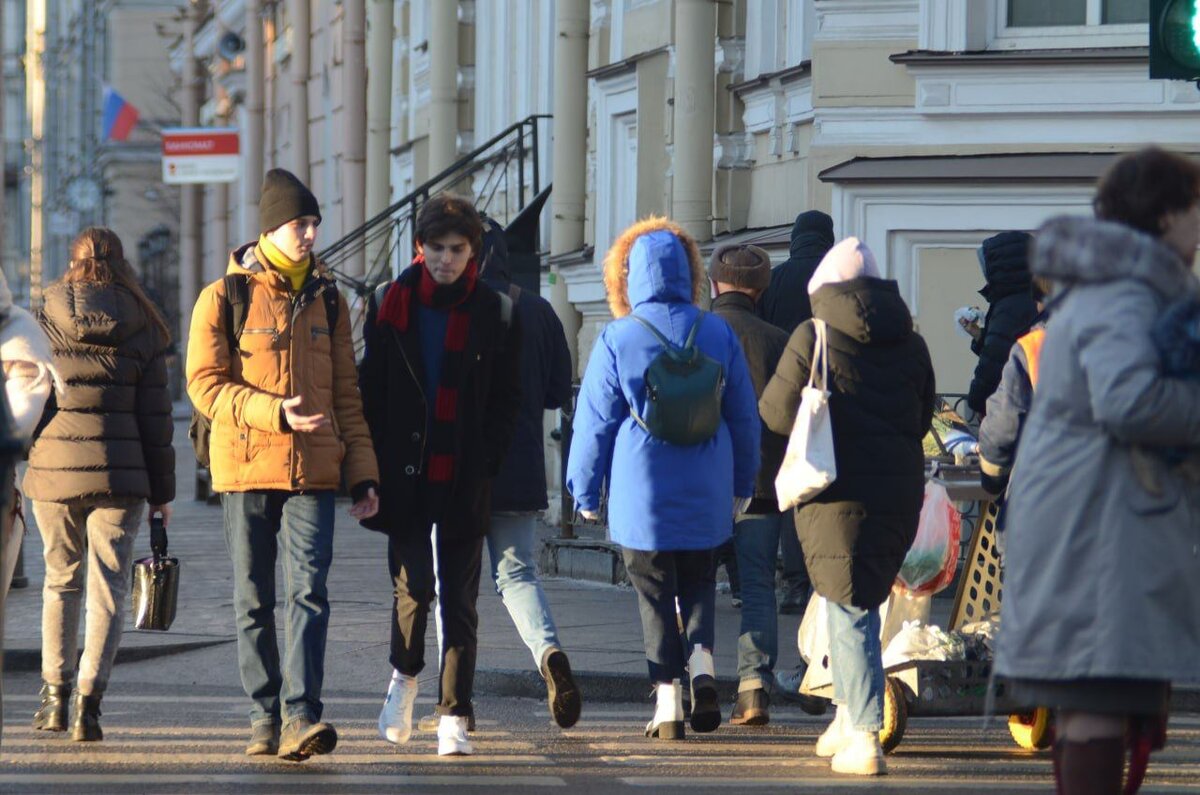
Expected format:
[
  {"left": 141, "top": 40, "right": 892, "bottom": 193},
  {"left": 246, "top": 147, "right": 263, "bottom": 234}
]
[
  {"left": 712, "top": 291, "right": 789, "bottom": 513},
  {"left": 358, "top": 279, "right": 522, "bottom": 540},
  {"left": 760, "top": 278, "right": 935, "bottom": 609},
  {"left": 25, "top": 281, "right": 175, "bottom": 505},
  {"left": 967, "top": 232, "right": 1038, "bottom": 416},
  {"left": 481, "top": 272, "right": 572, "bottom": 513}
]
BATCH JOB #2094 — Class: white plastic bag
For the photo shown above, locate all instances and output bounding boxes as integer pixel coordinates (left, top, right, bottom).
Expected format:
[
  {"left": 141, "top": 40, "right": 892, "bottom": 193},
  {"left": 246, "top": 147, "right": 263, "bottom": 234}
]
[
  {"left": 776, "top": 320, "right": 837, "bottom": 510},
  {"left": 797, "top": 593, "right": 829, "bottom": 665},
  {"left": 896, "top": 481, "right": 961, "bottom": 595},
  {"left": 881, "top": 620, "right": 965, "bottom": 668}
]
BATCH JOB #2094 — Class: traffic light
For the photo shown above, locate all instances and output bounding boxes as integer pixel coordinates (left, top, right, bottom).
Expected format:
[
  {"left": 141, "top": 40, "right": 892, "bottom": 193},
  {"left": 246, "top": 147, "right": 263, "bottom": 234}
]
[{"left": 1150, "top": 0, "right": 1200, "bottom": 80}]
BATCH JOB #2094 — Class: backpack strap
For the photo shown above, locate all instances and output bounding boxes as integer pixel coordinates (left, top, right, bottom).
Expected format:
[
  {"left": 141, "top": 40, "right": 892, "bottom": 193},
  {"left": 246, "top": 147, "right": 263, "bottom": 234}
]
[
  {"left": 631, "top": 312, "right": 706, "bottom": 351},
  {"left": 320, "top": 280, "right": 340, "bottom": 330},
  {"left": 372, "top": 281, "right": 391, "bottom": 315},
  {"left": 629, "top": 314, "right": 675, "bottom": 350},
  {"left": 221, "top": 273, "right": 251, "bottom": 351}
]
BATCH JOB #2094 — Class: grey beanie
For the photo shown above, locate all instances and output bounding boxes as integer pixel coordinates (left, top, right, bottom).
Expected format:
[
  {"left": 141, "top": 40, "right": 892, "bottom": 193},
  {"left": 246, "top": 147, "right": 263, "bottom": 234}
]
[{"left": 709, "top": 244, "right": 772, "bottom": 291}]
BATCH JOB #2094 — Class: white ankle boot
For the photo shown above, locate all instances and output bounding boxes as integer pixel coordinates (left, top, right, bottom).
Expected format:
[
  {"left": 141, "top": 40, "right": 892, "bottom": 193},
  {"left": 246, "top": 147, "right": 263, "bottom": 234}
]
[
  {"left": 830, "top": 729, "right": 886, "bottom": 776},
  {"left": 815, "top": 705, "right": 853, "bottom": 758},
  {"left": 437, "top": 715, "right": 474, "bottom": 756},
  {"left": 378, "top": 672, "right": 418, "bottom": 744},
  {"left": 686, "top": 645, "right": 720, "bottom": 733},
  {"left": 645, "top": 680, "right": 685, "bottom": 740}
]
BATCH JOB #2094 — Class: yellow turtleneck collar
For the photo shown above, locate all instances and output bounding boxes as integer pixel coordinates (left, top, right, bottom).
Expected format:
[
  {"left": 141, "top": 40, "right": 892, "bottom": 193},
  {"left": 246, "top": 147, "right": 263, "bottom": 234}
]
[{"left": 258, "top": 234, "right": 312, "bottom": 291}]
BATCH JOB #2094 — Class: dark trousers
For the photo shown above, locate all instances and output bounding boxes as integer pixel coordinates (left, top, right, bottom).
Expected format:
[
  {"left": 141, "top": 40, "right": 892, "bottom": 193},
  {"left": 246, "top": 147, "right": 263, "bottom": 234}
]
[
  {"left": 389, "top": 525, "right": 483, "bottom": 717},
  {"left": 622, "top": 548, "right": 716, "bottom": 684}
]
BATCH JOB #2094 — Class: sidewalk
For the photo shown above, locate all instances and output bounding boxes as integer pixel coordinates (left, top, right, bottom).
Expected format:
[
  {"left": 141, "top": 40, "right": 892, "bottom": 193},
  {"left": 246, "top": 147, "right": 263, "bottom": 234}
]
[{"left": 2, "top": 416, "right": 808, "bottom": 702}]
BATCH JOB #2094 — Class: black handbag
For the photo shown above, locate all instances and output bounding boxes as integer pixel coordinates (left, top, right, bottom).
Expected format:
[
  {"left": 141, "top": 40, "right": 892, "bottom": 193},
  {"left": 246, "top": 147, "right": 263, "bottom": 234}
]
[{"left": 131, "top": 516, "right": 179, "bottom": 631}]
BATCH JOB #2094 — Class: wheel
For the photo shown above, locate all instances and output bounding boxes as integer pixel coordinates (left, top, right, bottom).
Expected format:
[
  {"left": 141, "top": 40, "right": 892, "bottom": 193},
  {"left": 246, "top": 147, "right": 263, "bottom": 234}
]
[
  {"left": 880, "top": 676, "right": 908, "bottom": 754},
  {"left": 1008, "top": 707, "right": 1054, "bottom": 750}
]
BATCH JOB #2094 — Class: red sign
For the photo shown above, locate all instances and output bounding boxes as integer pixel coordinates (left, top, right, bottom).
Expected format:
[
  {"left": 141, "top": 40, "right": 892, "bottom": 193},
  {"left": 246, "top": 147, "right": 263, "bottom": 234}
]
[{"left": 161, "top": 127, "right": 240, "bottom": 184}]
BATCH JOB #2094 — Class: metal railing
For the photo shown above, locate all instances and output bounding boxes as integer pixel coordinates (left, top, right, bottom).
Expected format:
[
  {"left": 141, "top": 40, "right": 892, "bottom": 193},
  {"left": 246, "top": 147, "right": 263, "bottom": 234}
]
[{"left": 318, "top": 115, "right": 552, "bottom": 324}]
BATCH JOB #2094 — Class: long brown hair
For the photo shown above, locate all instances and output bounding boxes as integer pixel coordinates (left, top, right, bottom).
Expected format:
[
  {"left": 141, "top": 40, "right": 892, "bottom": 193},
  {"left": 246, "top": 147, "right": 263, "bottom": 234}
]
[{"left": 65, "top": 227, "right": 171, "bottom": 344}]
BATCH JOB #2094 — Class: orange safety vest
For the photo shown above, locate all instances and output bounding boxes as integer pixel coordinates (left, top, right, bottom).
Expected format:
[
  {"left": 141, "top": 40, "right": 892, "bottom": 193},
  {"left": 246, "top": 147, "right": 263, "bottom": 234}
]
[{"left": 1017, "top": 327, "right": 1045, "bottom": 391}]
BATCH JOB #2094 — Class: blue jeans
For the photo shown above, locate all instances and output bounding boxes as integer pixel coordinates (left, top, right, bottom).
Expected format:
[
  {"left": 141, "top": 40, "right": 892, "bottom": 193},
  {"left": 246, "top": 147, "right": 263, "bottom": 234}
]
[
  {"left": 222, "top": 490, "right": 335, "bottom": 727},
  {"left": 733, "top": 512, "right": 788, "bottom": 688},
  {"left": 486, "top": 513, "right": 561, "bottom": 667},
  {"left": 827, "top": 600, "right": 885, "bottom": 732}
]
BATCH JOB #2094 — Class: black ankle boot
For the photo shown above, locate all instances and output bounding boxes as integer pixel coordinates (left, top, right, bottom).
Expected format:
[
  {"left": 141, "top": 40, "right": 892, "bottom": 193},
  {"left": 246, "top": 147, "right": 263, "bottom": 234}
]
[
  {"left": 70, "top": 692, "right": 103, "bottom": 742},
  {"left": 32, "top": 683, "right": 71, "bottom": 732}
]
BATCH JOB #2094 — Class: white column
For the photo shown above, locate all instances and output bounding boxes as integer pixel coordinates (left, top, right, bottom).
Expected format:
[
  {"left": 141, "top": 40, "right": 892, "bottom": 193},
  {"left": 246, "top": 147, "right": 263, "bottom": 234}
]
[
  {"left": 288, "top": 0, "right": 310, "bottom": 182},
  {"left": 243, "top": 0, "right": 265, "bottom": 240},
  {"left": 342, "top": 0, "right": 368, "bottom": 277},
  {"left": 428, "top": 0, "right": 459, "bottom": 175},
  {"left": 671, "top": 0, "right": 716, "bottom": 243}
]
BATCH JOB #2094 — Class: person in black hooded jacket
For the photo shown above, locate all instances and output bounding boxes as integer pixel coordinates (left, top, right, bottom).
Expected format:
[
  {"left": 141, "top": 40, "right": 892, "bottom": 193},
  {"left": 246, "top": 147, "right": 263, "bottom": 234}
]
[
  {"left": 965, "top": 231, "right": 1038, "bottom": 417},
  {"left": 758, "top": 210, "right": 835, "bottom": 334}
]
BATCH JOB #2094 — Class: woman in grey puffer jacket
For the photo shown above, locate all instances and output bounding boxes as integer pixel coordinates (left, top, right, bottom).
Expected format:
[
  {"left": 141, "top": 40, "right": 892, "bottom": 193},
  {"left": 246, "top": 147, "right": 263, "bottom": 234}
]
[{"left": 996, "top": 148, "right": 1200, "bottom": 794}]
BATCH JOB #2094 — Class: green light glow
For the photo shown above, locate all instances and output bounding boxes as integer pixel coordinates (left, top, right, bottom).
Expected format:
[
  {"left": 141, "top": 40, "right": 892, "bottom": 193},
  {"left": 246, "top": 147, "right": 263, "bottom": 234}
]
[{"left": 1193, "top": 1, "right": 1200, "bottom": 51}]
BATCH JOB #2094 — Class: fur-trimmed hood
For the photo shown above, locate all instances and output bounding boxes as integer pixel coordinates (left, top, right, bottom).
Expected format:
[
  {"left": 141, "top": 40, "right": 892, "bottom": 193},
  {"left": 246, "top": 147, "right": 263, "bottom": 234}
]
[{"left": 603, "top": 216, "right": 705, "bottom": 318}]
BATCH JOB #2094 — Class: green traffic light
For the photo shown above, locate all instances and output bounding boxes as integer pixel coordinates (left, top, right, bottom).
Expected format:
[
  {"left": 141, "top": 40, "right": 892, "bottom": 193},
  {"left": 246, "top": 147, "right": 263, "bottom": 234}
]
[{"left": 1163, "top": 0, "right": 1200, "bottom": 71}]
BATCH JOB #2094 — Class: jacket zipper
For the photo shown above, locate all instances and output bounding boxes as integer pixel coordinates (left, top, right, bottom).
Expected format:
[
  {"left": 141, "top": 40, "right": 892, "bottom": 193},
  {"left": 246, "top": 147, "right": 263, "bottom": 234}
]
[{"left": 242, "top": 327, "right": 280, "bottom": 342}]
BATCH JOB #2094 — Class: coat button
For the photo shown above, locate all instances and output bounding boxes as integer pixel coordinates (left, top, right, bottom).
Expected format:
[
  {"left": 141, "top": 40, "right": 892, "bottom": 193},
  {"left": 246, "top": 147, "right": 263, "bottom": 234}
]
[
  {"left": 405, "top": 465, "right": 415, "bottom": 475},
  {"left": 411, "top": 432, "right": 420, "bottom": 442}
]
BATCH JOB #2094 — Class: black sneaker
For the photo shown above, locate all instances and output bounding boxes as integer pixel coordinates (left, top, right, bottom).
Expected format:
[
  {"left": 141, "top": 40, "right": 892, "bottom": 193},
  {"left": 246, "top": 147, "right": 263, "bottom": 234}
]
[
  {"left": 730, "top": 688, "right": 770, "bottom": 726},
  {"left": 689, "top": 675, "right": 721, "bottom": 733},
  {"left": 278, "top": 718, "right": 337, "bottom": 761},
  {"left": 32, "top": 683, "right": 71, "bottom": 732},
  {"left": 541, "top": 648, "right": 582, "bottom": 729}
]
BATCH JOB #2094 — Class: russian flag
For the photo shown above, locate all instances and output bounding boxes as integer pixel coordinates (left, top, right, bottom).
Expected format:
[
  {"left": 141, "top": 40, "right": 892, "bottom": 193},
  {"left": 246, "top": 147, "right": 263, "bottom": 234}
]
[{"left": 102, "top": 85, "right": 140, "bottom": 142}]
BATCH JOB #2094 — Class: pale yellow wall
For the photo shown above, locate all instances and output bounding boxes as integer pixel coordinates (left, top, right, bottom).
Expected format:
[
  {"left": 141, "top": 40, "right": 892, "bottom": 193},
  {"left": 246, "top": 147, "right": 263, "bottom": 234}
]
[
  {"left": 637, "top": 52, "right": 670, "bottom": 219},
  {"left": 811, "top": 39, "right": 917, "bottom": 108},
  {"left": 745, "top": 128, "right": 811, "bottom": 229},
  {"left": 622, "top": 0, "right": 673, "bottom": 62},
  {"left": 914, "top": 247, "right": 985, "bottom": 396}
]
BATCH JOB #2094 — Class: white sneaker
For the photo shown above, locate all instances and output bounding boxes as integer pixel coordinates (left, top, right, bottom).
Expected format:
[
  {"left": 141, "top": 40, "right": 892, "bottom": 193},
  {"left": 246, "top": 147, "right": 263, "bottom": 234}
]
[
  {"left": 830, "top": 729, "right": 886, "bottom": 776},
  {"left": 378, "top": 673, "right": 418, "bottom": 744},
  {"left": 815, "top": 706, "right": 852, "bottom": 758},
  {"left": 437, "top": 715, "right": 474, "bottom": 756}
]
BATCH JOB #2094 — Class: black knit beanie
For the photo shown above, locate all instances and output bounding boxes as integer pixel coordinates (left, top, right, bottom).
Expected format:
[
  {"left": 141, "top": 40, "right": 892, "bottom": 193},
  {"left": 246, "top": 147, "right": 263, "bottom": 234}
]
[
  {"left": 259, "top": 168, "right": 321, "bottom": 234},
  {"left": 709, "top": 244, "right": 772, "bottom": 291}
]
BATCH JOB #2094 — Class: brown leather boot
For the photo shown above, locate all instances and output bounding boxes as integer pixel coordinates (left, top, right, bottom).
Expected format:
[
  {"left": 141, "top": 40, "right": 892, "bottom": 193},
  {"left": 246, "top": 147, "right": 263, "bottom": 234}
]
[{"left": 1054, "top": 738, "right": 1125, "bottom": 795}]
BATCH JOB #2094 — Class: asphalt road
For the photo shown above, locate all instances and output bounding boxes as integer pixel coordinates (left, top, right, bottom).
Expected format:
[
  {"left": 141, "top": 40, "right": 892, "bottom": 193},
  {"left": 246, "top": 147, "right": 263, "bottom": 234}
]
[{"left": 4, "top": 659, "right": 1200, "bottom": 794}]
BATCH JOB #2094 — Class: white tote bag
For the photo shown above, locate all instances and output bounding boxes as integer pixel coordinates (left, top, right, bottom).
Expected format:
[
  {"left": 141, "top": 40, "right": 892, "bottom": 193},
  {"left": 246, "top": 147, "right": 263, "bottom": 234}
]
[{"left": 775, "top": 319, "right": 837, "bottom": 511}]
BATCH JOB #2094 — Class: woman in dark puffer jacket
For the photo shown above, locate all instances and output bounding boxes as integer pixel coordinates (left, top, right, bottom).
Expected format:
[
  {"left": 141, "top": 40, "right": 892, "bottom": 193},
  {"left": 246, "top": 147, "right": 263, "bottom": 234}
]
[
  {"left": 761, "top": 238, "right": 935, "bottom": 776},
  {"left": 25, "top": 227, "right": 175, "bottom": 743}
]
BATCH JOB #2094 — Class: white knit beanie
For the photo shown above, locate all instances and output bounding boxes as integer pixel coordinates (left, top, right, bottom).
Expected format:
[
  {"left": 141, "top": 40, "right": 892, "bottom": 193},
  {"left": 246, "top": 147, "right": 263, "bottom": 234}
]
[{"left": 807, "top": 237, "right": 880, "bottom": 295}]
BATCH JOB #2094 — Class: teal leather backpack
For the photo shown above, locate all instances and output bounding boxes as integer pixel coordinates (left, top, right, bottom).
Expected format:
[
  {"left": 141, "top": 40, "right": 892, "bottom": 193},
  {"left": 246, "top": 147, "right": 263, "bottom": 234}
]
[{"left": 629, "top": 313, "right": 725, "bottom": 446}]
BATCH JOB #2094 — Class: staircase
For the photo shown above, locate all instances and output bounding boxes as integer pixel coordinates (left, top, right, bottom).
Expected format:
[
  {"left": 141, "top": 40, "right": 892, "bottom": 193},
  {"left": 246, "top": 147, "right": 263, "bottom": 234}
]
[{"left": 318, "top": 114, "right": 553, "bottom": 320}]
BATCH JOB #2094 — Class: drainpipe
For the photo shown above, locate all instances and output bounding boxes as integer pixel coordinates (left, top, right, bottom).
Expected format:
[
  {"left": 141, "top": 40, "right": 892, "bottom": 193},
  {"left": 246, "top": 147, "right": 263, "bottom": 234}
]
[
  {"left": 549, "top": 0, "right": 586, "bottom": 368},
  {"left": 427, "top": 0, "right": 458, "bottom": 175},
  {"left": 287, "top": 0, "right": 309, "bottom": 182},
  {"left": 365, "top": 0, "right": 394, "bottom": 281},
  {"left": 342, "top": 0, "right": 367, "bottom": 279},
  {"left": 243, "top": 0, "right": 265, "bottom": 241},
  {"left": 671, "top": 0, "right": 716, "bottom": 244}
]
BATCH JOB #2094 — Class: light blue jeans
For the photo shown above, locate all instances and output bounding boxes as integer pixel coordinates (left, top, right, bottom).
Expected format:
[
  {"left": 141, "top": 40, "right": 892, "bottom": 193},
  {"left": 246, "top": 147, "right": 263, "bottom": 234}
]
[
  {"left": 485, "top": 513, "right": 561, "bottom": 666},
  {"left": 827, "top": 600, "right": 885, "bottom": 732},
  {"left": 733, "top": 512, "right": 787, "bottom": 688}
]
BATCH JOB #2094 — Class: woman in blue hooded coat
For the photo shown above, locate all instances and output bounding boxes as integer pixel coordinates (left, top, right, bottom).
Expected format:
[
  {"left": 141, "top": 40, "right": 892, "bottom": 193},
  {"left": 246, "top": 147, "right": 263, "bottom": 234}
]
[{"left": 567, "top": 217, "right": 760, "bottom": 740}]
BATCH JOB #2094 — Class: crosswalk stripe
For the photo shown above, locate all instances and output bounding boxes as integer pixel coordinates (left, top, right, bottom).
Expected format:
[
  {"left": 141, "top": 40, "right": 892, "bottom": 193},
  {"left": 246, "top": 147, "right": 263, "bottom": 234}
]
[
  {"left": 0, "top": 751, "right": 552, "bottom": 765},
  {"left": 617, "top": 777, "right": 1195, "bottom": 792},
  {"left": 0, "top": 773, "right": 567, "bottom": 787}
]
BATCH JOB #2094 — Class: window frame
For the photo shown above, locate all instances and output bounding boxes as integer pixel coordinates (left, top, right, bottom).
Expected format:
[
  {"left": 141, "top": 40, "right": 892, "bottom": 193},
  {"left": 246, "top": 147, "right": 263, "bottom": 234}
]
[{"left": 992, "top": 0, "right": 1148, "bottom": 50}]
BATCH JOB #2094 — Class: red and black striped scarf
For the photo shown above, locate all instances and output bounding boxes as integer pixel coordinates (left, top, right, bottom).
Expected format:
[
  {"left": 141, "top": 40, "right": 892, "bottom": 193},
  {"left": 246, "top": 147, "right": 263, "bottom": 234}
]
[{"left": 377, "top": 254, "right": 479, "bottom": 485}]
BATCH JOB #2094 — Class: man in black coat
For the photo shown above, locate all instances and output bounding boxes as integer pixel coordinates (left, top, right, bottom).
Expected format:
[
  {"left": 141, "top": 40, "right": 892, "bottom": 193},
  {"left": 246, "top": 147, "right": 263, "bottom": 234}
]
[
  {"left": 709, "top": 244, "right": 795, "bottom": 727},
  {"left": 758, "top": 212, "right": 831, "bottom": 616},
  {"left": 472, "top": 218, "right": 581, "bottom": 728},
  {"left": 358, "top": 196, "right": 522, "bottom": 757},
  {"left": 965, "top": 231, "right": 1038, "bottom": 417},
  {"left": 758, "top": 210, "right": 835, "bottom": 334}
]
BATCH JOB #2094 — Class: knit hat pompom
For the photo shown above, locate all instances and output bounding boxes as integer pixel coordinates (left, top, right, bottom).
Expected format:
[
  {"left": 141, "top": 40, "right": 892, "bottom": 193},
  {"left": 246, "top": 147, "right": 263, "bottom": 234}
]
[
  {"left": 808, "top": 237, "right": 880, "bottom": 295},
  {"left": 709, "top": 244, "right": 772, "bottom": 291},
  {"left": 259, "top": 168, "right": 321, "bottom": 234}
]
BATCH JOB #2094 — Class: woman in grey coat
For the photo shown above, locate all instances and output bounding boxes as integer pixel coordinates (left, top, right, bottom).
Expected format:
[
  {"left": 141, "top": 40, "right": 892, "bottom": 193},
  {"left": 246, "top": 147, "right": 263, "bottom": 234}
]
[{"left": 996, "top": 148, "right": 1200, "bottom": 794}]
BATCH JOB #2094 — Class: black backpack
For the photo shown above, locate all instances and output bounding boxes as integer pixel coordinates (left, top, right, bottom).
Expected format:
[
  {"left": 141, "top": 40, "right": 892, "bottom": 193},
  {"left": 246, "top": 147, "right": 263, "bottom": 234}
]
[
  {"left": 629, "top": 312, "right": 725, "bottom": 446},
  {"left": 188, "top": 274, "right": 339, "bottom": 468}
]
